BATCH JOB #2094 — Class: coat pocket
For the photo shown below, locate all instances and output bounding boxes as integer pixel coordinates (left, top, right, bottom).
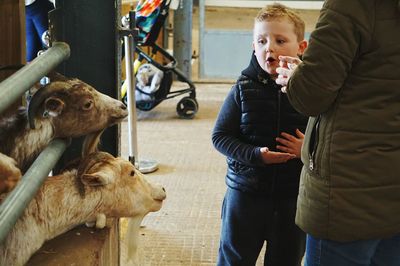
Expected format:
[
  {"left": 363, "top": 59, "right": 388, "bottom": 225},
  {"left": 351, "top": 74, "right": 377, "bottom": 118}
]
[{"left": 303, "top": 116, "right": 322, "bottom": 173}]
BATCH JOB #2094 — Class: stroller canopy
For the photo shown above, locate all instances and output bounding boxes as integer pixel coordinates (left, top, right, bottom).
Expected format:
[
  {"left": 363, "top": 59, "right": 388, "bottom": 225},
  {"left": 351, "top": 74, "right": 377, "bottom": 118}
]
[
  {"left": 136, "top": 0, "right": 163, "bottom": 16},
  {"left": 135, "top": 0, "right": 167, "bottom": 43}
]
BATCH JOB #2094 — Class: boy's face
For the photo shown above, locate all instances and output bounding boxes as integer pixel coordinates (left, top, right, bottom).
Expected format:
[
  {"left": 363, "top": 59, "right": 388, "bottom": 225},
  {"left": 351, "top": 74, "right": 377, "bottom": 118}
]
[{"left": 253, "top": 17, "right": 307, "bottom": 77}]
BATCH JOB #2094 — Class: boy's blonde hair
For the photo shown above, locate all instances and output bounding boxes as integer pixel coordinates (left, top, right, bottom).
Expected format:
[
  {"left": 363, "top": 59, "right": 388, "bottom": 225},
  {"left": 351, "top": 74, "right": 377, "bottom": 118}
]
[{"left": 255, "top": 3, "right": 305, "bottom": 41}]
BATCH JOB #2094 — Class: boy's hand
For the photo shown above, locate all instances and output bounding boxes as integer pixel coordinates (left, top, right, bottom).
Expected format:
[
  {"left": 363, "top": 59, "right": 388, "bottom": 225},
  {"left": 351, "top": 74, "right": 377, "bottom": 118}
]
[
  {"left": 260, "top": 147, "right": 296, "bottom": 164},
  {"left": 276, "top": 129, "right": 304, "bottom": 158},
  {"left": 276, "top": 56, "right": 302, "bottom": 92}
]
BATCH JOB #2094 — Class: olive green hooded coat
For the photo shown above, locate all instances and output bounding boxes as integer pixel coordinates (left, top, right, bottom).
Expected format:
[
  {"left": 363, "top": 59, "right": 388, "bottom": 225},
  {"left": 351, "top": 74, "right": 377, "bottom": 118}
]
[{"left": 286, "top": 0, "right": 400, "bottom": 241}]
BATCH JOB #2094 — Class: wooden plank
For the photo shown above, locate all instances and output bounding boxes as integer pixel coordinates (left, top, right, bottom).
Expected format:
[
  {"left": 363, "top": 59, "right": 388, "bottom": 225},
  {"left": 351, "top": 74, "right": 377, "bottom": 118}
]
[
  {"left": 0, "top": 0, "right": 25, "bottom": 117},
  {"left": 27, "top": 220, "right": 119, "bottom": 266},
  {"left": 0, "top": 0, "right": 25, "bottom": 81}
]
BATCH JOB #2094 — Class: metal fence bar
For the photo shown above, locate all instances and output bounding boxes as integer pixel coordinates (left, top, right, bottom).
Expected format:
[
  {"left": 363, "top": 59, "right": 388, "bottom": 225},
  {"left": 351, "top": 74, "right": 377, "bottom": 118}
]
[
  {"left": 199, "top": 0, "right": 205, "bottom": 79},
  {"left": 0, "top": 139, "right": 69, "bottom": 244},
  {"left": 0, "top": 42, "right": 70, "bottom": 114}
]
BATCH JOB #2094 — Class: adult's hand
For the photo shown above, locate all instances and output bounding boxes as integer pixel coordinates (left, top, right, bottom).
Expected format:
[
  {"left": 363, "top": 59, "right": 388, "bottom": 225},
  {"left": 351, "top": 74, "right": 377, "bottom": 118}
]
[
  {"left": 276, "top": 56, "right": 302, "bottom": 92},
  {"left": 276, "top": 129, "right": 304, "bottom": 158}
]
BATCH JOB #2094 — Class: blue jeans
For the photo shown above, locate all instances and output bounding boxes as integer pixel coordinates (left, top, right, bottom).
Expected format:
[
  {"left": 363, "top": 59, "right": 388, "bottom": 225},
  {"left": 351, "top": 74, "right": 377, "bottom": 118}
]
[
  {"left": 217, "top": 187, "right": 305, "bottom": 266},
  {"left": 25, "top": 0, "right": 54, "bottom": 62},
  {"left": 304, "top": 233, "right": 400, "bottom": 266}
]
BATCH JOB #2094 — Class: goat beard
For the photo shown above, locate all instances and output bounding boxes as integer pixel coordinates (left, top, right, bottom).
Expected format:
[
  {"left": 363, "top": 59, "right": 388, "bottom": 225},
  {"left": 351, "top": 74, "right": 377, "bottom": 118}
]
[{"left": 126, "top": 215, "right": 145, "bottom": 264}]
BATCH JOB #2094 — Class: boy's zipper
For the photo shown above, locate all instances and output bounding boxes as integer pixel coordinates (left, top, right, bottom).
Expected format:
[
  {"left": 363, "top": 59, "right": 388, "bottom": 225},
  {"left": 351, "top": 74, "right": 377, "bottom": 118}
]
[
  {"left": 271, "top": 88, "right": 282, "bottom": 196},
  {"left": 276, "top": 89, "right": 282, "bottom": 138},
  {"left": 309, "top": 115, "right": 321, "bottom": 171}
]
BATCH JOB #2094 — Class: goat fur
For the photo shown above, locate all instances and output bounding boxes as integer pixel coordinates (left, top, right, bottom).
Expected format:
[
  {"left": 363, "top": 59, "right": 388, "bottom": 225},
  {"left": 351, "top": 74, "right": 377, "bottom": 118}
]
[{"left": 0, "top": 153, "right": 22, "bottom": 193}]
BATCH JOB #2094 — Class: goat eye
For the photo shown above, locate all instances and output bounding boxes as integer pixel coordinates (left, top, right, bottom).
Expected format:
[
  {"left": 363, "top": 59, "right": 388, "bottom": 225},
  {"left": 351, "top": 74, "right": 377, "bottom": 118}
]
[
  {"left": 130, "top": 170, "right": 135, "bottom": 177},
  {"left": 82, "top": 100, "right": 93, "bottom": 110}
]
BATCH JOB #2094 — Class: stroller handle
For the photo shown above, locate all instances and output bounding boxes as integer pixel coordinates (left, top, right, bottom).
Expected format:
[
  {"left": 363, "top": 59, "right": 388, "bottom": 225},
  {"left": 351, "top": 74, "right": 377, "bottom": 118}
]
[{"left": 135, "top": 43, "right": 177, "bottom": 71}]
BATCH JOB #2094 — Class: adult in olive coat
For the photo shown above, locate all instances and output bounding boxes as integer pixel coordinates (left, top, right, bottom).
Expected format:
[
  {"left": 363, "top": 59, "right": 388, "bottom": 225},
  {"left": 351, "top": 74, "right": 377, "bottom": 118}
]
[{"left": 277, "top": 0, "right": 400, "bottom": 264}]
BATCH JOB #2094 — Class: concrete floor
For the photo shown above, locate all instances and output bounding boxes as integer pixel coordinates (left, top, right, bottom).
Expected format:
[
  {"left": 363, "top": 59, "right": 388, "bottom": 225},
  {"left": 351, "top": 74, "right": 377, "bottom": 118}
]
[{"left": 119, "top": 82, "right": 267, "bottom": 265}]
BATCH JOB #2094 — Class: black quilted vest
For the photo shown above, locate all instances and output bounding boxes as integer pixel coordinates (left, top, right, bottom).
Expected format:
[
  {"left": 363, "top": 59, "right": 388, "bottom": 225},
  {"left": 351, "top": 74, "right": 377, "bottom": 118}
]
[{"left": 226, "top": 63, "right": 308, "bottom": 198}]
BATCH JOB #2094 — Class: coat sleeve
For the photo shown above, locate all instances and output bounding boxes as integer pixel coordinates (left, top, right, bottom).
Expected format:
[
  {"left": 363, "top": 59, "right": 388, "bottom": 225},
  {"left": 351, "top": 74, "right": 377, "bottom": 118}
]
[{"left": 286, "top": 0, "right": 374, "bottom": 116}]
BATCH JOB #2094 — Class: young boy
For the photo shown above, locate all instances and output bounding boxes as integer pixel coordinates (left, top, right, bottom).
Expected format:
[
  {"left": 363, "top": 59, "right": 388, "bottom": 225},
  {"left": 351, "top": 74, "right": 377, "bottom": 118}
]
[{"left": 212, "top": 4, "right": 308, "bottom": 265}]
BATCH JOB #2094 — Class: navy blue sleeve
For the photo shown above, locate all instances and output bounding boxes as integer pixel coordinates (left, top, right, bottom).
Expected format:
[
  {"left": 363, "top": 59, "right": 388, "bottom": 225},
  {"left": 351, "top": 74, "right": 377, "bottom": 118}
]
[{"left": 212, "top": 85, "right": 264, "bottom": 167}]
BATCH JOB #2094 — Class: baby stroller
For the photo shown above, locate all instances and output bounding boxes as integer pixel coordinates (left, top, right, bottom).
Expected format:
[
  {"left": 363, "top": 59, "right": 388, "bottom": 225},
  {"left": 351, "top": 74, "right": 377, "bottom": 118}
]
[{"left": 121, "top": 0, "right": 198, "bottom": 119}]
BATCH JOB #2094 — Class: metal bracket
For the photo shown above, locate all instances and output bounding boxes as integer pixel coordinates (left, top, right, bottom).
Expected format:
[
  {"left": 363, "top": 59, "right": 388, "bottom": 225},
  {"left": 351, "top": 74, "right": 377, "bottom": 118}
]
[{"left": 119, "top": 10, "right": 140, "bottom": 40}]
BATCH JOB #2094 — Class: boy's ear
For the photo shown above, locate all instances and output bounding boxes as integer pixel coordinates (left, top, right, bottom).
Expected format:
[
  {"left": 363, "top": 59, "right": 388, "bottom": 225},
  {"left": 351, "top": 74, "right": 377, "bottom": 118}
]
[
  {"left": 297, "top": 40, "right": 308, "bottom": 55},
  {"left": 252, "top": 42, "right": 255, "bottom": 50}
]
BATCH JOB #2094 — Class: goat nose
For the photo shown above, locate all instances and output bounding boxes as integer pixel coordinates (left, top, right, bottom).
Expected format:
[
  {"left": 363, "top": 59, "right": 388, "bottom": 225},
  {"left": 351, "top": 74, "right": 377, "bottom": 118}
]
[
  {"left": 120, "top": 103, "right": 127, "bottom": 110},
  {"left": 162, "top": 187, "right": 166, "bottom": 192}
]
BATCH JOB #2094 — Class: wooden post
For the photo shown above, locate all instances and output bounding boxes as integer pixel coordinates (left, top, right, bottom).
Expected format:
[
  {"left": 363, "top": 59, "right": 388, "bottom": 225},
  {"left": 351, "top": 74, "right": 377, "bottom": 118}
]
[
  {"left": 0, "top": 0, "right": 25, "bottom": 81},
  {"left": 0, "top": 0, "right": 25, "bottom": 117}
]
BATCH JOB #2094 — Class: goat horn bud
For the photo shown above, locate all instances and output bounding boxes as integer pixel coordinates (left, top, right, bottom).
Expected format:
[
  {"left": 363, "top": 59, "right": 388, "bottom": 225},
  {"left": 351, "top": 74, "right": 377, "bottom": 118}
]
[{"left": 28, "top": 82, "right": 61, "bottom": 129}]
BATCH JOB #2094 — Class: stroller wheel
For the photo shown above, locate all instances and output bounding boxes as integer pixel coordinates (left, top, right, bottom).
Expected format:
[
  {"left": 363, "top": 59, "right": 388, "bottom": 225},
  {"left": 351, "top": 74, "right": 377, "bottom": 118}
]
[{"left": 176, "top": 97, "right": 198, "bottom": 119}]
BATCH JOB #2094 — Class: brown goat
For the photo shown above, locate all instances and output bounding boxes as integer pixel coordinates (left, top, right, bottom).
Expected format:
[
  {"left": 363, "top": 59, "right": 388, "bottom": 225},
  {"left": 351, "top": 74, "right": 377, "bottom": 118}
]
[
  {"left": 0, "top": 151, "right": 166, "bottom": 266},
  {"left": 0, "top": 153, "right": 22, "bottom": 193},
  {"left": 0, "top": 75, "right": 128, "bottom": 173}
]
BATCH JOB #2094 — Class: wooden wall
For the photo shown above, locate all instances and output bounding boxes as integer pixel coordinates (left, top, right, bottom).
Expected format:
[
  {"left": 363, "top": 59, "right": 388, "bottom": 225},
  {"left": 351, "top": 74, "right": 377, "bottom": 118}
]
[
  {"left": 0, "top": 0, "right": 25, "bottom": 117},
  {"left": 0, "top": 0, "right": 25, "bottom": 82}
]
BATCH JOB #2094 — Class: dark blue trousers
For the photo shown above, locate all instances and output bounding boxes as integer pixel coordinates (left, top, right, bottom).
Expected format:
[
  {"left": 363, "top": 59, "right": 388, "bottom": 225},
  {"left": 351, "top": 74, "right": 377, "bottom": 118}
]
[
  {"left": 25, "top": 0, "right": 54, "bottom": 62},
  {"left": 217, "top": 187, "right": 305, "bottom": 266},
  {"left": 305, "top": 233, "right": 400, "bottom": 266}
]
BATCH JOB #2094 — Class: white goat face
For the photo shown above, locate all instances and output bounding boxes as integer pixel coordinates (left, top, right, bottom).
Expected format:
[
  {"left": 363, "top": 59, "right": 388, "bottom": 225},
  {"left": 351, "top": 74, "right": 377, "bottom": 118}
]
[
  {"left": 34, "top": 79, "right": 128, "bottom": 138},
  {"left": 116, "top": 158, "right": 166, "bottom": 214},
  {"left": 79, "top": 152, "right": 166, "bottom": 218}
]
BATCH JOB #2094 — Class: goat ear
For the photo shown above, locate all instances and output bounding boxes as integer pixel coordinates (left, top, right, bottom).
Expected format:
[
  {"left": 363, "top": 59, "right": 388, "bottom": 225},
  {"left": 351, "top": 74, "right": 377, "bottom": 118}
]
[
  {"left": 81, "top": 172, "right": 110, "bottom": 187},
  {"left": 44, "top": 97, "right": 65, "bottom": 117},
  {"left": 81, "top": 165, "right": 116, "bottom": 187}
]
